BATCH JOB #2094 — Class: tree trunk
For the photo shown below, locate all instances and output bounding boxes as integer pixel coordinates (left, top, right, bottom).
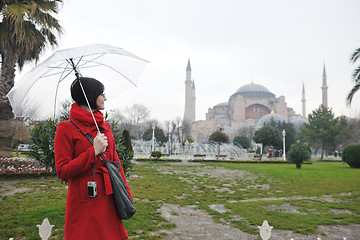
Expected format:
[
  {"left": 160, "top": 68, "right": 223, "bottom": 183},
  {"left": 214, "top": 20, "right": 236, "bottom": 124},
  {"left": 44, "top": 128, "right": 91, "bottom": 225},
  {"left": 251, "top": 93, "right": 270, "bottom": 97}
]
[
  {"left": 0, "top": 102, "right": 14, "bottom": 157},
  {"left": 0, "top": 50, "right": 17, "bottom": 157},
  {"left": 320, "top": 147, "right": 325, "bottom": 161}
]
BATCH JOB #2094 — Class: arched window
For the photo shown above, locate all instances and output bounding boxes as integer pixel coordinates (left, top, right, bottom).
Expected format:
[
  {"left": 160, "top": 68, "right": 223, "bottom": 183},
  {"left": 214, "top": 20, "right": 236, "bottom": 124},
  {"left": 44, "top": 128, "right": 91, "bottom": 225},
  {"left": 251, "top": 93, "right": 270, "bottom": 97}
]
[{"left": 245, "top": 104, "right": 270, "bottom": 120}]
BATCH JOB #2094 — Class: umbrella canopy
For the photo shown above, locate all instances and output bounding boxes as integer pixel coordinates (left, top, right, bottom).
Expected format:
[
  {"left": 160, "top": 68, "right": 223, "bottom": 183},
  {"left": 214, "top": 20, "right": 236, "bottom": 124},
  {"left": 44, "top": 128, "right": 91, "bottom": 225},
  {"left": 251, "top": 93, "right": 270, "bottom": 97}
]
[{"left": 7, "top": 44, "right": 148, "bottom": 120}]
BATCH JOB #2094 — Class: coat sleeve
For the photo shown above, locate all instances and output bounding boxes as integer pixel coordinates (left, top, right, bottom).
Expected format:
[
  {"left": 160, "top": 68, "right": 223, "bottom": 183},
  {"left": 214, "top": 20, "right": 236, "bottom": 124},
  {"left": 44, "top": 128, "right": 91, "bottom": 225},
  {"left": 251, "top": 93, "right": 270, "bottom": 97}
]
[{"left": 54, "top": 121, "right": 95, "bottom": 181}]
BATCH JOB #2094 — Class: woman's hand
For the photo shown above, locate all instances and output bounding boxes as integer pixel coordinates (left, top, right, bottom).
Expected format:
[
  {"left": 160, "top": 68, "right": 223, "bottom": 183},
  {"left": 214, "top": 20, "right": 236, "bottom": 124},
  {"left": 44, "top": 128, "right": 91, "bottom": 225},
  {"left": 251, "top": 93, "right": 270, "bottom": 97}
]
[{"left": 94, "top": 132, "right": 108, "bottom": 156}]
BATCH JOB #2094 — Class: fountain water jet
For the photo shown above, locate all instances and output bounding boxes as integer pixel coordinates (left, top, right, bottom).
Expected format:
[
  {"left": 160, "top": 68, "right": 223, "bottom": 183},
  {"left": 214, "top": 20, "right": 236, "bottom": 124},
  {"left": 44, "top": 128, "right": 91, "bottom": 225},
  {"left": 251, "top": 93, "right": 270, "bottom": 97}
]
[{"left": 132, "top": 139, "right": 250, "bottom": 160}]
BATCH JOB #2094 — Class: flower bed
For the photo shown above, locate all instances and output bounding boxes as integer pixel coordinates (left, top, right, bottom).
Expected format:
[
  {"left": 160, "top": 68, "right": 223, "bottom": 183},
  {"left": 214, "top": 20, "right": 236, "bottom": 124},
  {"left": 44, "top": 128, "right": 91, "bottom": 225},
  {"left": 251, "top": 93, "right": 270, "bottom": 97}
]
[{"left": 0, "top": 157, "right": 53, "bottom": 179}]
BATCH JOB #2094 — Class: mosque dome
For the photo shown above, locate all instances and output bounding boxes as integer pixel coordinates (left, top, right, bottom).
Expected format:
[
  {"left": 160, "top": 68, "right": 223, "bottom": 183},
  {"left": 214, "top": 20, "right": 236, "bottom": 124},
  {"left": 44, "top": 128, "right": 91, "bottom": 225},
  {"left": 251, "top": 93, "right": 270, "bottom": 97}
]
[
  {"left": 215, "top": 102, "right": 229, "bottom": 107},
  {"left": 214, "top": 114, "right": 229, "bottom": 120},
  {"left": 256, "top": 113, "right": 285, "bottom": 128},
  {"left": 290, "top": 117, "right": 308, "bottom": 132},
  {"left": 231, "top": 82, "right": 276, "bottom": 99}
]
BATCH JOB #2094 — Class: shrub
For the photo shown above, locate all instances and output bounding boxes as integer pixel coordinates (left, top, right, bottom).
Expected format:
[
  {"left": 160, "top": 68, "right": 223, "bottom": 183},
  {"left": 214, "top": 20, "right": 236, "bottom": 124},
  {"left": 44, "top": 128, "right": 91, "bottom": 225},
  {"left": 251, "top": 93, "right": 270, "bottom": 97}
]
[
  {"left": 122, "top": 130, "right": 133, "bottom": 153},
  {"left": 209, "top": 130, "right": 229, "bottom": 144},
  {"left": 151, "top": 151, "right": 162, "bottom": 159},
  {"left": 110, "top": 122, "right": 134, "bottom": 178},
  {"left": 116, "top": 138, "right": 134, "bottom": 178},
  {"left": 29, "top": 119, "right": 58, "bottom": 173},
  {"left": 117, "top": 129, "right": 134, "bottom": 178},
  {"left": 287, "top": 142, "right": 311, "bottom": 169},
  {"left": 342, "top": 143, "right": 360, "bottom": 168},
  {"left": 233, "top": 135, "right": 251, "bottom": 149}
]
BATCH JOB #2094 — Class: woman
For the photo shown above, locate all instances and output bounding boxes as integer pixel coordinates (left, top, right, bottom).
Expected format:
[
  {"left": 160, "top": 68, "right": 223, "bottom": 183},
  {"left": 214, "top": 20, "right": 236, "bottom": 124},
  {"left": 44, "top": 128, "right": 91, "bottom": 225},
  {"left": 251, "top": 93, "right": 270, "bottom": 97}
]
[{"left": 54, "top": 77, "right": 132, "bottom": 239}]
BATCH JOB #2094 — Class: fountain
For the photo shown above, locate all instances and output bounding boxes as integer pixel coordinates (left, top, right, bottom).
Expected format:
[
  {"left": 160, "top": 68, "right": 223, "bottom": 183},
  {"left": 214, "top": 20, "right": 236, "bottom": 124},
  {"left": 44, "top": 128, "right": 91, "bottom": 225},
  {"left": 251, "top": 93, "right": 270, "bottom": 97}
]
[
  {"left": 131, "top": 139, "right": 250, "bottom": 160},
  {"left": 184, "top": 141, "right": 249, "bottom": 160}
]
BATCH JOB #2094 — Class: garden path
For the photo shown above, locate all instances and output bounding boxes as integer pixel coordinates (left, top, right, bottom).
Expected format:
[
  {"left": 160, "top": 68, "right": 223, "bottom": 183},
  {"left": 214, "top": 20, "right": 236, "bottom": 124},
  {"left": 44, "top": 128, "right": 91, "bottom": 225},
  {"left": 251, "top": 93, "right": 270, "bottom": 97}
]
[
  {"left": 147, "top": 161, "right": 360, "bottom": 240},
  {"left": 0, "top": 180, "right": 32, "bottom": 198},
  {"left": 153, "top": 202, "right": 360, "bottom": 240}
]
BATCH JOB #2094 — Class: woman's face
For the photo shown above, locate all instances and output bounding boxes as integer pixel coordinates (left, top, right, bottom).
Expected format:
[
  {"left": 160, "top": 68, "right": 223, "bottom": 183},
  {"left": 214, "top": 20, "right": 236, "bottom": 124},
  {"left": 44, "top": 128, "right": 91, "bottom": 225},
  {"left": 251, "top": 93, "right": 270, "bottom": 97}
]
[{"left": 96, "top": 93, "right": 107, "bottom": 110}]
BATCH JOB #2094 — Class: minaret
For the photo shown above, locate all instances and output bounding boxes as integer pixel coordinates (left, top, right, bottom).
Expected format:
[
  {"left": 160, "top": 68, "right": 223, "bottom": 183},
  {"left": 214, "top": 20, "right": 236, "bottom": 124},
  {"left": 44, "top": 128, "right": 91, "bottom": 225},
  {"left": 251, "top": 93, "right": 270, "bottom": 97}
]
[
  {"left": 184, "top": 59, "right": 196, "bottom": 122},
  {"left": 322, "top": 64, "right": 328, "bottom": 107},
  {"left": 191, "top": 78, "right": 196, "bottom": 120},
  {"left": 302, "top": 82, "right": 306, "bottom": 118}
]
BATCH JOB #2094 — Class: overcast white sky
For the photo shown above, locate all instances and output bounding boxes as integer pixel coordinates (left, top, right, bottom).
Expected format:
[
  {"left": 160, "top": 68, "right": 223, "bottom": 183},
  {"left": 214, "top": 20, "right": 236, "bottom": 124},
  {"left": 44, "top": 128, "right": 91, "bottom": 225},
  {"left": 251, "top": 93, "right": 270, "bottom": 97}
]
[{"left": 16, "top": 0, "right": 360, "bottom": 122}]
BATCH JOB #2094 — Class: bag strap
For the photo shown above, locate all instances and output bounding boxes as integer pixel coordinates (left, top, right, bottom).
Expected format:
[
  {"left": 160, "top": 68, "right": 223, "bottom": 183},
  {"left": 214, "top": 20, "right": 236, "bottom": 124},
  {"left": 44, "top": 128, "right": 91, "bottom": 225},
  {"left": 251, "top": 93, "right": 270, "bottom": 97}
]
[
  {"left": 68, "top": 120, "right": 97, "bottom": 178},
  {"left": 68, "top": 120, "right": 94, "bottom": 144}
]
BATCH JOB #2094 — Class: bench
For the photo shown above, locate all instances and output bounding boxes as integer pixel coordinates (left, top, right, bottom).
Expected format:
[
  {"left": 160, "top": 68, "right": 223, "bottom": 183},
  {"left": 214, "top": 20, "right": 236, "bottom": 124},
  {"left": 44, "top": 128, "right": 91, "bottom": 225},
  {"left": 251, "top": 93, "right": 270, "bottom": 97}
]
[
  {"left": 193, "top": 154, "right": 206, "bottom": 158},
  {"left": 253, "top": 154, "right": 262, "bottom": 160},
  {"left": 215, "top": 154, "right": 227, "bottom": 159}
]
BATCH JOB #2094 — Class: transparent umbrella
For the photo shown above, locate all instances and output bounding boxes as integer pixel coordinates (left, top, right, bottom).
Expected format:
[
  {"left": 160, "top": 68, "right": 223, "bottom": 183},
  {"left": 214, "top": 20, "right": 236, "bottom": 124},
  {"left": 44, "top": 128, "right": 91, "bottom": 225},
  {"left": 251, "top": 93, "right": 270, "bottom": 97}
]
[{"left": 7, "top": 44, "right": 148, "bottom": 121}]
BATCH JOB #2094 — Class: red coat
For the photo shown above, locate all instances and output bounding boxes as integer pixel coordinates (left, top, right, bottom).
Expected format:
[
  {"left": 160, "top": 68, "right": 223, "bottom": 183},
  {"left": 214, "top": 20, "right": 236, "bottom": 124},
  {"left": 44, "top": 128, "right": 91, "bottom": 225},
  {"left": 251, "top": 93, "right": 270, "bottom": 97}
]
[{"left": 54, "top": 103, "right": 132, "bottom": 240}]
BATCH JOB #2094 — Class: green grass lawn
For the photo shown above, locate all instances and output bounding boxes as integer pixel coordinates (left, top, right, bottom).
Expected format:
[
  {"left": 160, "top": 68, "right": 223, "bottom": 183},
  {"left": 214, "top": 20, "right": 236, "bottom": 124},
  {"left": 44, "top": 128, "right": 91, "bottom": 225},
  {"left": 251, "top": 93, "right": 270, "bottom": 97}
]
[
  {"left": 12, "top": 151, "right": 32, "bottom": 158},
  {"left": 0, "top": 161, "right": 359, "bottom": 239}
]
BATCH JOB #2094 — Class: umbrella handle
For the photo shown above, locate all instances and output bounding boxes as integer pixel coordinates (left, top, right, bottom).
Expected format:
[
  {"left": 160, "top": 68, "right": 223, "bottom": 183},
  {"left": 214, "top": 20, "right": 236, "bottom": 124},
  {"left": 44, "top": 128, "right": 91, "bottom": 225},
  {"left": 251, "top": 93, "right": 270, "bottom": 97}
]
[{"left": 69, "top": 58, "right": 100, "bottom": 133}]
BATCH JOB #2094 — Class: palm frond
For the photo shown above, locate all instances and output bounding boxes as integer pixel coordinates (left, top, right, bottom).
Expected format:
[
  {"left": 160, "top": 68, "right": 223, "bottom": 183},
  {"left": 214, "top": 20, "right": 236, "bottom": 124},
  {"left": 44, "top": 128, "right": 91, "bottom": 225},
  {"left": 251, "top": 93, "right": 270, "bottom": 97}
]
[
  {"left": 33, "top": 9, "right": 62, "bottom": 34},
  {"left": 350, "top": 48, "right": 360, "bottom": 63},
  {"left": 4, "top": 2, "right": 31, "bottom": 26},
  {"left": 33, "top": 0, "right": 60, "bottom": 14},
  {"left": 352, "top": 65, "right": 360, "bottom": 83},
  {"left": 346, "top": 82, "right": 360, "bottom": 106}
]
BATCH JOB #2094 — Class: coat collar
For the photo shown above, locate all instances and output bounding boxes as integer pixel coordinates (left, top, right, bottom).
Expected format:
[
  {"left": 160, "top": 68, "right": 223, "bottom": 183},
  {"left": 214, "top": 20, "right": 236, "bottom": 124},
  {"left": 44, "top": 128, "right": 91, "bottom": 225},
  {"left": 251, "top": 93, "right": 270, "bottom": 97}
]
[{"left": 69, "top": 103, "right": 107, "bottom": 134}]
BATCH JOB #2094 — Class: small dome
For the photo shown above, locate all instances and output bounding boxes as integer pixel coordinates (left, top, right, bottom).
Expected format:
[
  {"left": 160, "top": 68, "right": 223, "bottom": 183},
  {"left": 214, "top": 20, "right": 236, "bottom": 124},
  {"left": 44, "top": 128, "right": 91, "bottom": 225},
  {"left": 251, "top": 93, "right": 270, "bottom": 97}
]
[
  {"left": 232, "top": 82, "right": 275, "bottom": 99},
  {"left": 290, "top": 117, "right": 308, "bottom": 132},
  {"left": 215, "top": 102, "right": 229, "bottom": 107},
  {"left": 214, "top": 114, "right": 229, "bottom": 120},
  {"left": 256, "top": 113, "right": 285, "bottom": 128}
]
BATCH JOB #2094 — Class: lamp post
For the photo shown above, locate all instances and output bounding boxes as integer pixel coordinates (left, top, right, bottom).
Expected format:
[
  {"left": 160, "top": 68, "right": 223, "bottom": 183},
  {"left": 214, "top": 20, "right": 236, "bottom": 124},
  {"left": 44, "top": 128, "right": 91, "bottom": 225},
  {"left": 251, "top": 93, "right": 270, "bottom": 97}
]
[
  {"left": 179, "top": 127, "right": 183, "bottom": 154},
  {"left": 151, "top": 123, "right": 155, "bottom": 152},
  {"left": 282, "top": 129, "right": 286, "bottom": 161},
  {"left": 168, "top": 124, "right": 172, "bottom": 156},
  {"left": 179, "top": 127, "right": 183, "bottom": 144}
]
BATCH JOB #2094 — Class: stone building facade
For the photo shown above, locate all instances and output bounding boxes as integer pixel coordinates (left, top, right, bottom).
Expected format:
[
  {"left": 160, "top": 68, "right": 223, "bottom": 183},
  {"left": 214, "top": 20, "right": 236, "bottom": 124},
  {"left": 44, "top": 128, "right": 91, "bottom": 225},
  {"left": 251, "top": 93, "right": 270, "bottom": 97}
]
[
  {"left": 189, "top": 82, "right": 297, "bottom": 142},
  {"left": 182, "top": 60, "right": 311, "bottom": 143}
]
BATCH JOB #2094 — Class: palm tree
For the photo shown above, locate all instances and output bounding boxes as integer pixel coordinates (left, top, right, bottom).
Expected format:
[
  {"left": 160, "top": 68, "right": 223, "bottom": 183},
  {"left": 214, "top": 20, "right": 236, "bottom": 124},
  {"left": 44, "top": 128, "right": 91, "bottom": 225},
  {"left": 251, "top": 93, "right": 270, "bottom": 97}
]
[
  {"left": 0, "top": 0, "right": 63, "bottom": 156},
  {"left": 347, "top": 48, "right": 360, "bottom": 105}
]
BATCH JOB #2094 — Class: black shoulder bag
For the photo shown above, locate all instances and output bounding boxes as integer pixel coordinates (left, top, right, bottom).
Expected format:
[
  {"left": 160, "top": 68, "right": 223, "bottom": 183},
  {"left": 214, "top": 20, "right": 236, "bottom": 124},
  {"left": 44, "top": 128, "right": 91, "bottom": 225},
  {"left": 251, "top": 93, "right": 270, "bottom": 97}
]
[{"left": 69, "top": 120, "right": 136, "bottom": 220}]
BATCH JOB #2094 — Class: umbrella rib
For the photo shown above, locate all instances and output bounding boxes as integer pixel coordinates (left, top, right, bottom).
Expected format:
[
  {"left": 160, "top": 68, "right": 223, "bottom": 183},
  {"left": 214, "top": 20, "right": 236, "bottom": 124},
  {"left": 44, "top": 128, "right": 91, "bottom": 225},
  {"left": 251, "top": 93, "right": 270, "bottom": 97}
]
[
  {"left": 42, "top": 68, "right": 72, "bottom": 78},
  {"left": 79, "top": 59, "right": 138, "bottom": 87},
  {"left": 53, "top": 61, "right": 77, "bottom": 118},
  {"left": 14, "top": 61, "right": 73, "bottom": 115},
  {"left": 75, "top": 53, "right": 138, "bottom": 87},
  {"left": 77, "top": 53, "right": 105, "bottom": 67}
]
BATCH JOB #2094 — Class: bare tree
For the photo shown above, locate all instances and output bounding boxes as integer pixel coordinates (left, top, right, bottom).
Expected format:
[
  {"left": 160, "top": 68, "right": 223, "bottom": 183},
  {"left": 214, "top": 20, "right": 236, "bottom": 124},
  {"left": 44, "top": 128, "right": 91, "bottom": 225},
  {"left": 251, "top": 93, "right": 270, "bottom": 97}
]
[
  {"left": 181, "top": 119, "right": 192, "bottom": 140},
  {"left": 347, "top": 118, "right": 360, "bottom": 144},
  {"left": 172, "top": 117, "right": 182, "bottom": 143},
  {"left": 125, "top": 104, "right": 150, "bottom": 139},
  {"left": 12, "top": 119, "right": 31, "bottom": 156}
]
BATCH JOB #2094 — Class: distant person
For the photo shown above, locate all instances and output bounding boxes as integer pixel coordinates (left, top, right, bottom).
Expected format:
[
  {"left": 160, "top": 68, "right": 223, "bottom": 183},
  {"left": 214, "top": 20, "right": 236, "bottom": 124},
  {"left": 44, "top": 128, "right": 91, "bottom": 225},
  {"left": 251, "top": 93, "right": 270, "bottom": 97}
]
[
  {"left": 268, "top": 149, "right": 272, "bottom": 158},
  {"left": 54, "top": 77, "right": 132, "bottom": 240},
  {"left": 274, "top": 149, "right": 279, "bottom": 158}
]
